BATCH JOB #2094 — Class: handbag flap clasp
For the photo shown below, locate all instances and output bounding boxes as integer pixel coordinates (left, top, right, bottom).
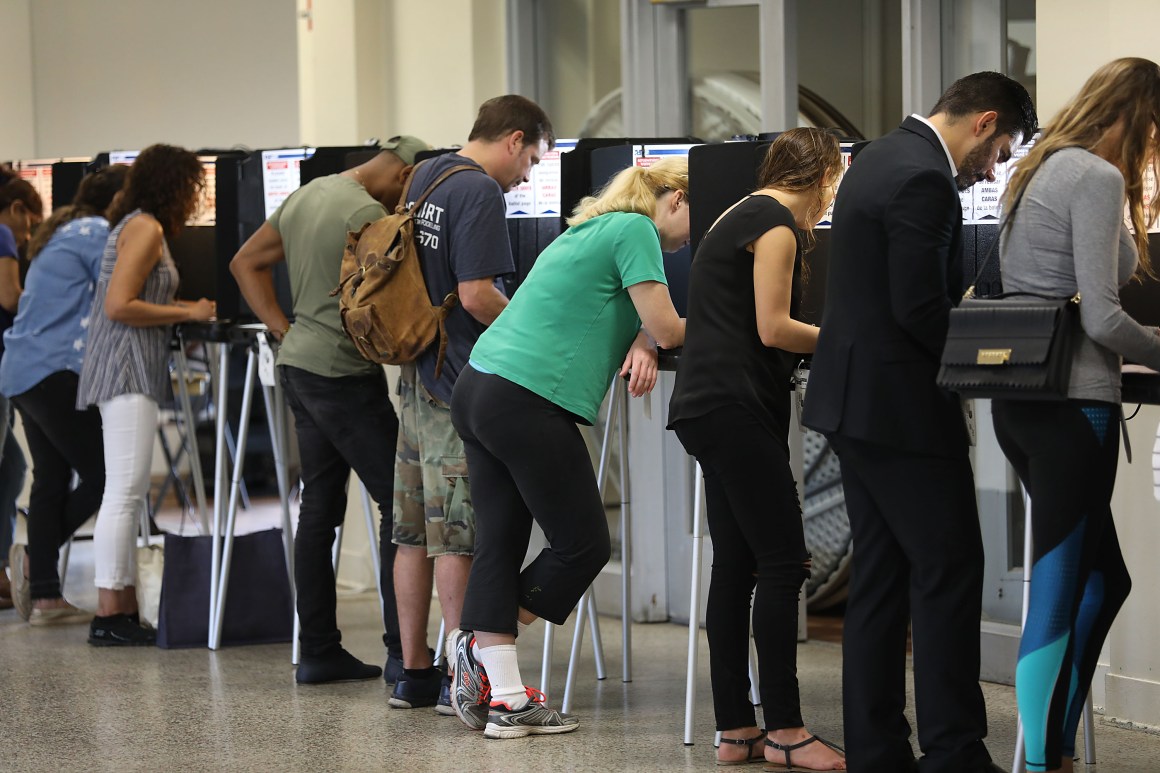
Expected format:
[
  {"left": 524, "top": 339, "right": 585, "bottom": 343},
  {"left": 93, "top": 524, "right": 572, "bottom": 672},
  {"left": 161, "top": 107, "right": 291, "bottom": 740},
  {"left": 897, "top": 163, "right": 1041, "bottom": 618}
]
[{"left": 977, "top": 348, "right": 1012, "bottom": 365}]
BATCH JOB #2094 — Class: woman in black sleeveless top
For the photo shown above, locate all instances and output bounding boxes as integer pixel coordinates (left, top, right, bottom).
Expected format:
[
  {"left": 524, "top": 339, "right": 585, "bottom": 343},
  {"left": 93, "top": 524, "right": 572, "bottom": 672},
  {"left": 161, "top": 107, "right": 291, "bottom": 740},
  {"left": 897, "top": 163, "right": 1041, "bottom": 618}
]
[{"left": 668, "top": 129, "right": 845, "bottom": 770}]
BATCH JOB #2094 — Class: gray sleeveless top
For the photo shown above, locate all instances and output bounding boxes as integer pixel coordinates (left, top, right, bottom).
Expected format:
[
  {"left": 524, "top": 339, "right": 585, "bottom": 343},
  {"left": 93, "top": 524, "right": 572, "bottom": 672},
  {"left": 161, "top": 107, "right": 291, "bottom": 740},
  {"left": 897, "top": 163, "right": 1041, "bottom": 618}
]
[{"left": 77, "top": 210, "right": 179, "bottom": 407}]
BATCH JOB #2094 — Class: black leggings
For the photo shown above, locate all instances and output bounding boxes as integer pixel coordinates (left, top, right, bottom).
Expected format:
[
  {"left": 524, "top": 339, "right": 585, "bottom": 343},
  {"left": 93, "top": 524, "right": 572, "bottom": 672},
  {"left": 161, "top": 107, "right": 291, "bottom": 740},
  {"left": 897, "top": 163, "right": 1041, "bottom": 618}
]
[
  {"left": 992, "top": 399, "right": 1131, "bottom": 773},
  {"left": 674, "top": 405, "right": 810, "bottom": 732},
  {"left": 12, "top": 371, "right": 105, "bottom": 600},
  {"left": 452, "top": 366, "right": 611, "bottom": 634}
]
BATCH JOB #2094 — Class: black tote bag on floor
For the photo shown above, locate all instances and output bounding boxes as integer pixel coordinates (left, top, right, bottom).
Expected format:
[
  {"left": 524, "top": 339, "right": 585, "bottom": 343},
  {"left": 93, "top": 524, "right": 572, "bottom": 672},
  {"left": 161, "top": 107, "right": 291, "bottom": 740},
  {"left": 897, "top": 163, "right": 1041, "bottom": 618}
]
[{"left": 156, "top": 528, "right": 294, "bottom": 649}]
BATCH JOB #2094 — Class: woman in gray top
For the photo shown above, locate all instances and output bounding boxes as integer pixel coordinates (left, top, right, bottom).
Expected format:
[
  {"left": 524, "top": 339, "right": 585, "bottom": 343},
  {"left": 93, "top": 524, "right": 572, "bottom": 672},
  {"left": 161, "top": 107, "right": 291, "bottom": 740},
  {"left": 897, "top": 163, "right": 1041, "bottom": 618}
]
[
  {"left": 77, "top": 145, "right": 215, "bottom": 647},
  {"left": 992, "top": 57, "right": 1160, "bottom": 773}
]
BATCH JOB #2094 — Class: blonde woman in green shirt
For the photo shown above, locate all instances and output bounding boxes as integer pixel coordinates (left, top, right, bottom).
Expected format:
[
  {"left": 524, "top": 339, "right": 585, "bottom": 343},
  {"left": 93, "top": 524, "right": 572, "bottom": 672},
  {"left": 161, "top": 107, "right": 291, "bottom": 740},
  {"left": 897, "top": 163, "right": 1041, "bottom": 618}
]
[{"left": 447, "top": 158, "right": 688, "bottom": 738}]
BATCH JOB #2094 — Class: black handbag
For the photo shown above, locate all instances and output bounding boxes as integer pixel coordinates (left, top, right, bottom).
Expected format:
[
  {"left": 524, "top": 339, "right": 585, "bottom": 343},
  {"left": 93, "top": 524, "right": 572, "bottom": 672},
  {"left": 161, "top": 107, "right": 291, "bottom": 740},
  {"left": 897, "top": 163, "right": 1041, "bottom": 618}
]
[
  {"left": 156, "top": 528, "right": 294, "bottom": 649},
  {"left": 937, "top": 167, "right": 1083, "bottom": 400}
]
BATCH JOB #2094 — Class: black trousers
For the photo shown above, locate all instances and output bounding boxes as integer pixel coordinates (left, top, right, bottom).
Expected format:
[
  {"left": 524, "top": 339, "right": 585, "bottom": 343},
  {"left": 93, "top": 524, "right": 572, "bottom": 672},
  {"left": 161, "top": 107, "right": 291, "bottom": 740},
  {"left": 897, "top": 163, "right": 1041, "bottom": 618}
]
[
  {"left": 279, "top": 365, "right": 400, "bottom": 659},
  {"left": 11, "top": 371, "right": 105, "bottom": 600},
  {"left": 830, "top": 435, "right": 991, "bottom": 773},
  {"left": 452, "top": 366, "right": 611, "bottom": 634},
  {"left": 674, "top": 405, "right": 810, "bottom": 732}
]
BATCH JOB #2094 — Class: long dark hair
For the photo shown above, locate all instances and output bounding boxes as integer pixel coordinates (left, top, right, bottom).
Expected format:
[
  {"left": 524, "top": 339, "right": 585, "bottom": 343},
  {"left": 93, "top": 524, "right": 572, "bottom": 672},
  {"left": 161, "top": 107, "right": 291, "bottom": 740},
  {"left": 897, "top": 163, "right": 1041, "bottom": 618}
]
[
  {"left": 755, "top": 128, "right": 843, "bottom": 253},
  {"left": 28, "top": 165, "right": 129, "bottom": 259},
  {"left": 0, "top": 166, "right": 45, "bottom": 224},
  {"left": 106, "top": 144, "right": 204, "bottom": 238}
]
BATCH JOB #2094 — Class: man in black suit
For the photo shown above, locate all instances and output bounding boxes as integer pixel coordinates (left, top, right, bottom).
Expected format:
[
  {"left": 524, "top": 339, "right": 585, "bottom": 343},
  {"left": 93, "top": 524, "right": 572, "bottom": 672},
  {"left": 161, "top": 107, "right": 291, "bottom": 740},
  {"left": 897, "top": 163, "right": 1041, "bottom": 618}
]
[{"left": 802, "top": 72, "right": 1036, "bottom": 773}]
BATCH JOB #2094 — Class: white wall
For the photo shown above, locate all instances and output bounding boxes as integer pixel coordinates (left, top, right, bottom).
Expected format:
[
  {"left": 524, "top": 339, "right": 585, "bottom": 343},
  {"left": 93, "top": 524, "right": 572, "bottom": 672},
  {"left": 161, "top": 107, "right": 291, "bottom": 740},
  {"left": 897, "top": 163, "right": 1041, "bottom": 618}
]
[
  {"left": 386, "top": 0, "right": 508, "bottom": 148},
  {"left": 0, "top": 0, "right": 36, "bottom": 160},
  {"left": 297, "top": 0, "right": 359, "bottom": 146},
  {"left": 296, "top": 0, "right": 393, "bottom": 146},
  {"left": 1037, "top": 0, "right": 1160, "bottom": 121},
  {"left": 1106, "top": 408, "right": 1160, "bottom": 726},
  {"left": 28, "top": 0, "right": 300, "bottom": 157}
]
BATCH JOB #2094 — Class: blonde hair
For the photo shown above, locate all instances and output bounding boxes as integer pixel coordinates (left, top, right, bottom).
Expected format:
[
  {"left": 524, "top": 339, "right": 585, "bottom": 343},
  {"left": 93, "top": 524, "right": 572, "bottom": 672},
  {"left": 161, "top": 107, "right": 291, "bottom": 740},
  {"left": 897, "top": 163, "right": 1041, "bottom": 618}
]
[
  {"left": 1005, "top": 57, "right": 1160, "bottom": 279},
  {"left": 567, "top": 157, "right": 689, "bottom": 227}
]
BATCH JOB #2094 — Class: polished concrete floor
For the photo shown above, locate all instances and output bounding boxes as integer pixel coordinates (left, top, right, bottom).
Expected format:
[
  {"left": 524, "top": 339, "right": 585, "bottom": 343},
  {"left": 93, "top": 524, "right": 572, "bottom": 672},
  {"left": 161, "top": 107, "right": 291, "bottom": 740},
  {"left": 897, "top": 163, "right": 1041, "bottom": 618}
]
[{"left": 4, "top": 527, "right": 1160, "bottom": 772}]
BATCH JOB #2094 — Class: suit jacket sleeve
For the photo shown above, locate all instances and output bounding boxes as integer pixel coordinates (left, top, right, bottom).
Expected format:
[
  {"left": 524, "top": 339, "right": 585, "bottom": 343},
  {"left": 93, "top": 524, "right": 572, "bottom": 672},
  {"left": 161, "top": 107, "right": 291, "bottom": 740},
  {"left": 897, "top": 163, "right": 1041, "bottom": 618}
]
[{"left": 883, "top": 168, "right": 958, "bottom": 359}]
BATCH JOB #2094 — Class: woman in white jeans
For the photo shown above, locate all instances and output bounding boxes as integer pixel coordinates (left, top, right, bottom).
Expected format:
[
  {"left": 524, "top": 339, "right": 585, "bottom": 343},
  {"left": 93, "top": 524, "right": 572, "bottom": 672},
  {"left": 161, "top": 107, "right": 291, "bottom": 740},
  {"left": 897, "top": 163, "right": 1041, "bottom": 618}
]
[{"left": 76, "top": 145, "right": 215, "bottom": 646}]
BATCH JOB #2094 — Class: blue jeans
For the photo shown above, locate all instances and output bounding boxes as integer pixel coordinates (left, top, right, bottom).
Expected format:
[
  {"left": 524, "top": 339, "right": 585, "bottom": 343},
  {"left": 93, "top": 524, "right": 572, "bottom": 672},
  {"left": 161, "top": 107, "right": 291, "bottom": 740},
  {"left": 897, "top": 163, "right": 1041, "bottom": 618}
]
[{"left": 0, "top": 395, "right": 27, "bottom": 571}]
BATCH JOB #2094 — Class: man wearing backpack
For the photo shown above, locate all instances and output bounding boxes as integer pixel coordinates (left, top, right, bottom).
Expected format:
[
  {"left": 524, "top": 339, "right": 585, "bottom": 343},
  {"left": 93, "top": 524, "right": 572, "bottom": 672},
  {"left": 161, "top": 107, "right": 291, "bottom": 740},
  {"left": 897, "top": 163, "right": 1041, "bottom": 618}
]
[
  {"left": 388, "top": 95, "right": 554, "bottom": 713},
  {"left": 230, "top": 136, "right": 430, "bottom": 684}
]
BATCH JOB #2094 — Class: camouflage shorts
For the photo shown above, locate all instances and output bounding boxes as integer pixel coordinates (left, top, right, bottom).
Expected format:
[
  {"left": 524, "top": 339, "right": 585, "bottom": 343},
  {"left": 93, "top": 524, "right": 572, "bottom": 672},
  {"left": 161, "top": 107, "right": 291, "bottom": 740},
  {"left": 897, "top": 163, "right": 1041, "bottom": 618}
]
[{"left": 392, "top": 364, "right": 475, "bottom": 556}]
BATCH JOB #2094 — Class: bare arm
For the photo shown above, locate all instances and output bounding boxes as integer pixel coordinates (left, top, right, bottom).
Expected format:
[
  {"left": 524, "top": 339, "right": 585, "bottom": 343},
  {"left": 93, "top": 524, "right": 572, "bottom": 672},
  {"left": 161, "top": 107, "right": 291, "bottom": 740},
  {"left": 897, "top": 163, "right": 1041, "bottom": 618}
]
[
  {"left": 230, "top": 222, "right": 291, "bottom": 340},
  {"left": 626, "top": 280, "right": 684, "bottom": 350},
  {"left": 458, "top": 277, "right": 509, "bottom": 326},
  {"left": 0, "top": 258, "right": 21, "bottom": 313},
  {"left": 752, "top": 226, "right": 818, "bottom": 352},
  {"left": 105, "top": 216, "right": 213, "bottom": 327},
  {"left": 618, "top": 330, "right": 659, "bottom": 397}
]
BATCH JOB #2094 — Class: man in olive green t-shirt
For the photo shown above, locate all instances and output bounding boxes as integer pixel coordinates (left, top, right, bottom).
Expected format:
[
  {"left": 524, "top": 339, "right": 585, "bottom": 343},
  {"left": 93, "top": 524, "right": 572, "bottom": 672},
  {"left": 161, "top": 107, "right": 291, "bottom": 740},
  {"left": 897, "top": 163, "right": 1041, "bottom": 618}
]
[{"left": 230, "top": 136, "right": 429, "bottom": 684}]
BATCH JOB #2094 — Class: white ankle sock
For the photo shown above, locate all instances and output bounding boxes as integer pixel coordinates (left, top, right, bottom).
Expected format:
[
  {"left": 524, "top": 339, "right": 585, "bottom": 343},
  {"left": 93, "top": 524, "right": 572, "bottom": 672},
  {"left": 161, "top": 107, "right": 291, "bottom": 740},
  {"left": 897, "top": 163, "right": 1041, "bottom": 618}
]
[{"left": 478, "top": 644, "right": 528, "bottom": 710}]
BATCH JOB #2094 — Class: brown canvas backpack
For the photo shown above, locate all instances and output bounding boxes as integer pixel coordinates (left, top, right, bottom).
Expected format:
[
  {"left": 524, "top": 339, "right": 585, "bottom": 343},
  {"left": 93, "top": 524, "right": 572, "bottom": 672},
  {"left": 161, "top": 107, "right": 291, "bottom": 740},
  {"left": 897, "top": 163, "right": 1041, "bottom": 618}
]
[{"left": 331, "top": 160, "right": 478, "bottom": 378}]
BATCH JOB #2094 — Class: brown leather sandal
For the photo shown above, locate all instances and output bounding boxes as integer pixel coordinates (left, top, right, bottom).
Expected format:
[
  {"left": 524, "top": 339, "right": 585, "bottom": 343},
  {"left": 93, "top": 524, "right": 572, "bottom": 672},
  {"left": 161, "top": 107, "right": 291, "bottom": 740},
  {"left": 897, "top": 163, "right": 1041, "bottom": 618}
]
[
  {"left": 716, "top": 730, "right": 767, "bottom": 766},
  {"left": 763, "top": 735, "right": 846, "bottom": 772}
]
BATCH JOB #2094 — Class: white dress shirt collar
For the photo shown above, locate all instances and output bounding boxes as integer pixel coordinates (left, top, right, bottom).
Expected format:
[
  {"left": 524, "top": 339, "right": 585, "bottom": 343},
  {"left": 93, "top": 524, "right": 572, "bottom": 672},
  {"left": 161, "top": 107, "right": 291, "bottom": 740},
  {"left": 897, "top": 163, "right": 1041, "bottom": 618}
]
[{"left": 910, "top": 113, "right": 958, "bottom": 177}]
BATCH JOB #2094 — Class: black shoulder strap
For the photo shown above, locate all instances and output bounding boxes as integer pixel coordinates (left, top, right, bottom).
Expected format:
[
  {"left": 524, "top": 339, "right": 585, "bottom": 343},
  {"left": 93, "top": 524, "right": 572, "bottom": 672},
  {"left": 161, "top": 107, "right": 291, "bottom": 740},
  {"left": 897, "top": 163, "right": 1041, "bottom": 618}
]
[
  {"left": 963, "top": 148, "right": 1057, "bottom": 300},
  {"left": 963, "top": 198, "right": 1022, "bottom": 300}
]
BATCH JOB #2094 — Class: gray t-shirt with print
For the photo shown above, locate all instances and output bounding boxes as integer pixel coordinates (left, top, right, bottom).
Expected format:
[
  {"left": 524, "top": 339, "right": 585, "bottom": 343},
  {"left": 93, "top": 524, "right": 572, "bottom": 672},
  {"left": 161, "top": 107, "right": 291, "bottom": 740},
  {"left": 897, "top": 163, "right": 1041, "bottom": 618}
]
[{"left": 407, "top": 152, "right": 514, "bottom": 404}]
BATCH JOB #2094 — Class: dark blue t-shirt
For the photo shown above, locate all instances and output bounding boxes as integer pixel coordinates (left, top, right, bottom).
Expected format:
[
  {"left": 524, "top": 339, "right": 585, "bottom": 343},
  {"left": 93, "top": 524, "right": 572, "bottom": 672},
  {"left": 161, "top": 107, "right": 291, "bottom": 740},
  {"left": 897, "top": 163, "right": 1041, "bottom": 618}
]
[
  {"left": 407, "top": 153, "right": 514, "bottom": 404},
  {"left": 0, "top": 225, "right": 19, "bottom": 362}
]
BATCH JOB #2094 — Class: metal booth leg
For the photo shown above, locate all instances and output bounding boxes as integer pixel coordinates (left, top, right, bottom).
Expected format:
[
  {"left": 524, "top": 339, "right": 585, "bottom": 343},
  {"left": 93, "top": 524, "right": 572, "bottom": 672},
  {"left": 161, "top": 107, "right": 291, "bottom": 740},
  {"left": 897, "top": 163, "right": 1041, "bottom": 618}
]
[
  {"left": 558, "top": 378, "right": 622, "bottom": 708},
  {"left": 211, "top": 347, "right": 257, "bottom": 650},
  {"left": 208, "top": 342, "right": 230, "bottom": 647},
  {"left": 358, "top": 481, "right": 386, "bottom": 628},
  {"left": 173, "top": 343, "right": 209, "bottom": 534},
  {"left": 684, "top": 463, "right": 706, "bottom": 746},
  {"left": 260, "top": 372, "right": 299, "bottom": 666},
  {"left": 541, "top": 621, "right": 556, "bottom": 700},
  {"left": 616, "top": 379, "right": 632, "bottom": 683}
]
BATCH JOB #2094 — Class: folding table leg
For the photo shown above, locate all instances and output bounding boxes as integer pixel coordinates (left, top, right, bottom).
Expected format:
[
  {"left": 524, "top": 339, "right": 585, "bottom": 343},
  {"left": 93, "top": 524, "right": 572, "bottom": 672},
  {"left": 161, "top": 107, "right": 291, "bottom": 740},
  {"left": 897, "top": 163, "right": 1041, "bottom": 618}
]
[{"left": 684, "top": 464, "right": 706, "bottom": 746}]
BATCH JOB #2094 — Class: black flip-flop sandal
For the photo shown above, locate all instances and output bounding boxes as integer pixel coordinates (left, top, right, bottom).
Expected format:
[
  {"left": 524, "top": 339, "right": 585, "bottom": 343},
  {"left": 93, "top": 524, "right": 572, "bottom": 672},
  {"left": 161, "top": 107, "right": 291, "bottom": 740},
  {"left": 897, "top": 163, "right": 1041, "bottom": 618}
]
[
  {"left": 716, "top": 730, "right": 767, "bottom": 766},
  {"left": 763, "top": 735, "right": 846, "bottom": 772}
]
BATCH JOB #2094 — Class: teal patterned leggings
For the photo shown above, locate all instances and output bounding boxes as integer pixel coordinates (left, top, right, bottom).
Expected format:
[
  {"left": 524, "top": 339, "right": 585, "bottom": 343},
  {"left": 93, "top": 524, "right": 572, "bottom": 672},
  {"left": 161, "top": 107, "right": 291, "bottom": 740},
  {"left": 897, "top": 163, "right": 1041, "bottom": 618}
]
[{"left": 993, "top": 399, "right": 1131, "bottom": 772}]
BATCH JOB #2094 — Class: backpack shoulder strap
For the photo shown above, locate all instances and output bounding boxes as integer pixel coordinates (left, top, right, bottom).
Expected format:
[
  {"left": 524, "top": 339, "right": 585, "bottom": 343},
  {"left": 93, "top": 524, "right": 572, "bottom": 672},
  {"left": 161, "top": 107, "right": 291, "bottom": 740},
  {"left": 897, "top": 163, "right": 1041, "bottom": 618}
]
[
  {"left": 403, "top": 163, "right": 486, "bottom": 215},
  {"left": 397, "top": 158, "right": 429, "bottom": 213}
]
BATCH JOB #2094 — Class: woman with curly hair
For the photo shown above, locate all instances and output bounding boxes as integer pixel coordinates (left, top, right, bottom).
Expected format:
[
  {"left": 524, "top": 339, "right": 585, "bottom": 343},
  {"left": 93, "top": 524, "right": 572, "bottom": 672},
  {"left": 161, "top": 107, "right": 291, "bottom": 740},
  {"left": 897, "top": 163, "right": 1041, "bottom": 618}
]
[
  {"left": 1, "top": 165, "right": 128, "bottom": 625},
  {"left": 77, "top": 144, "right": 215, "bottom": 646}
]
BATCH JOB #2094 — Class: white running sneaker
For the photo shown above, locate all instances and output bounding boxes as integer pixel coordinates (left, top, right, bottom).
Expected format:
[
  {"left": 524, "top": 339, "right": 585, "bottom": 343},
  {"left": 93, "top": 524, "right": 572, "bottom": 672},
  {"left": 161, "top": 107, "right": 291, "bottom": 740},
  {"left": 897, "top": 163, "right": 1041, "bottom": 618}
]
[
  {"left": 450, "top": 630, "right": 490, "bottom": 731},
  {"left": 483, "top": 687, "right": 579, "bottom": 739}
]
